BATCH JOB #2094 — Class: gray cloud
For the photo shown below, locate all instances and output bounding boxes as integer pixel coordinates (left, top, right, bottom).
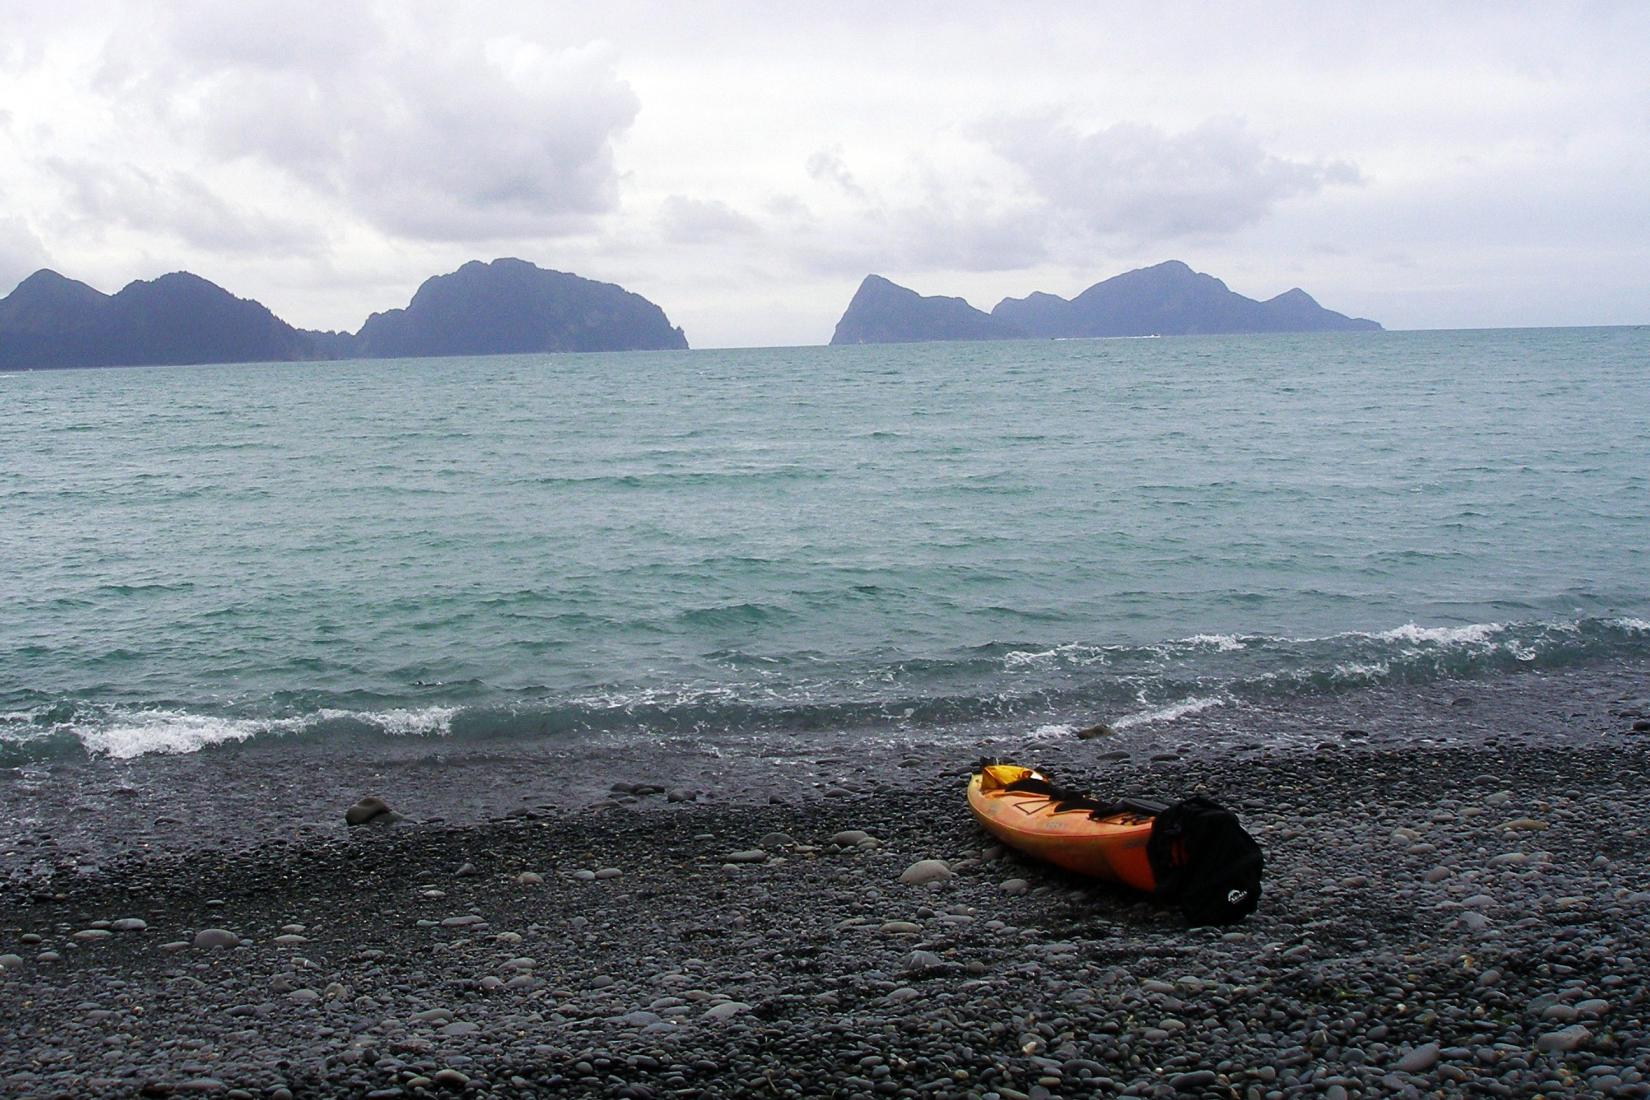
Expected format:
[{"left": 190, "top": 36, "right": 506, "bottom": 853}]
[
  {"left": 782, "top": 119, "right": 1343, "bottom": 280},
  {"left": 806, "top": 146, "right": 867, "bottom": 198},
  {"left": 42, "top": 159, "right": 322, "bottom": 255},
  {"left": 101, "top": 10, "right": 639, "bottom": 242},
  {"left": 154, "top": 0, "right": 376, "bottom": 73},
  {"left": 987, "top": 115, "right": 1359, "bottom": 245},
  {"left": 657, "top": 196, "right": 760, "bottom": 244},
  {"left": 885, "top": 203, "right": 1048, "bottom": 272},
  {"left": 0, "top": 216, "right": 51, "bottom": 293},
  {"left": 5, "top": 2, "right": 1645, "bottom": 342},
  {"left": 788, "top": 203, "right": 1047, "bottom": 277},
  {"left": 787, "top": 147, "right": 1045, "bottom": 275}
]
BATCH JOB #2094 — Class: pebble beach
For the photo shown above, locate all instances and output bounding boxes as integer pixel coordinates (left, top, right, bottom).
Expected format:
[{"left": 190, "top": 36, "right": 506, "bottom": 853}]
[{"left": 4, "top": 662, "right": 1650, "bottom": 1098}]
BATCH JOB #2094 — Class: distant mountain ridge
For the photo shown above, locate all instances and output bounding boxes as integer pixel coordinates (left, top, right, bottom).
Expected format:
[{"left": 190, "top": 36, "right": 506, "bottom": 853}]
[
  {"left": 0, "top": 259, "right": 688, "bottom": 370},
  {"left": 831, "top": 261, "right": 1380, "bottom": 345}
]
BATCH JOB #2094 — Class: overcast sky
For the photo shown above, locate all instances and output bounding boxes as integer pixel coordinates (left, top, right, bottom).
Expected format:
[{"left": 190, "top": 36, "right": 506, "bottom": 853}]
[{"left": 2, "top": 2, "right": 1646, "bottom": 347}]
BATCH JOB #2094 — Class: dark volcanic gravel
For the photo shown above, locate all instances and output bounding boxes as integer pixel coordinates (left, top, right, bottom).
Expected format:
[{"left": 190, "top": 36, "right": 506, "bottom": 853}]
[
  {"left": 4, "top": 743, "right": 1650, "bottom": 1097},
  {"left": 3, "top": 662, "right": 1650, "bottom": 1097}
]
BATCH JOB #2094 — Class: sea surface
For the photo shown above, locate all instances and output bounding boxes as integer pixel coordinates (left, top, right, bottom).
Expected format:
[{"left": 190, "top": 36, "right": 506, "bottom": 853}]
[{"left": 2, "top": 328, "right": 1647, "bottom": 768}]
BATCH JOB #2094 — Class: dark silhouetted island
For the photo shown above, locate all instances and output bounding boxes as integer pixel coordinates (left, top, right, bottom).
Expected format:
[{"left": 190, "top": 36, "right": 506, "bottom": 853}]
[
  {"left": 992, "top": 261, "right": 1380, "bottom": 337},
  {"left": 830, "top": 261, "right": 1381, "bottom": 345},
  {"left": 0, "top": 259, "right": 688, "bottom": 370},
  {"left": 0, "top": 269, "right": 314, "bottom": 369},
  {"left": 829, "top": 275, "right": 1025, "bottom": 345},
  {"left": 353, "top": 259, "right": 687, "bottom": 357}
]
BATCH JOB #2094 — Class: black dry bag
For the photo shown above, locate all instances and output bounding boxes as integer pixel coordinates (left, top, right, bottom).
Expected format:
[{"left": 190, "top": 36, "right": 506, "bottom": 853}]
[{"left": 1146, "top": 796, "right": 1264, "bottom": 926}]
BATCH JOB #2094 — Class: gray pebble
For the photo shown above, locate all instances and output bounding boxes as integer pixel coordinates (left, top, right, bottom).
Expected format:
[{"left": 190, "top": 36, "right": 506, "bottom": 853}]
[
  {"left": 898, "top": 859, "right": 953, "bottom": 885},
  {"left": 192, "top": 928, "right": 240, "bottom": 949},
  {"left": 1535, "top": 1025, "right": 1590, "bottom": 1053},
  {"left": 344, "top": 796, "right": 400, "bottom": 826},
  {"left": 704, "top": 1001, "right": 751, "bottom": 1020}
]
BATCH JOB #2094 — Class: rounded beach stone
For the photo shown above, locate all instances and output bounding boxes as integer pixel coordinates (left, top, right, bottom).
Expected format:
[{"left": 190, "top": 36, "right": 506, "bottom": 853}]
[
  {"left": 704, "top": 1001, "right": 751, "bottom": 1020},
  {"left": 515, "top": 871, "right": 544, "bottom": 885},
  {"left": 830, "top": 830, "right": 871, "bottom": 847},
  {"left": 1535, "top": 1025, "right": 1590, "bottom": 1053},
  {"left": 1395, "top": 1042, "right": 1441, "bottom": 1072},
  {"left": 344, "top": 796, "right": 396, "bottom": 826},
  {"left": 724, "top": 850, "right": 767, "bottom": 863},
  {"left": 110, "top": 918, "right": 148, "bottom": 932},
  {"left": 0, "top": 953, "right": 24, "bottom": 970},
  {"left": 193, "top": 928, "right": 240, "bottom": 948},
  {"left": 899, "top": 859, "right": 953, "bottom": 885}
]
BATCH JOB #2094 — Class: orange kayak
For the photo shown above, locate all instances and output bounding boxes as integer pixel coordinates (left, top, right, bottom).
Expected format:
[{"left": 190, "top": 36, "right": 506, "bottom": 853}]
[{"left": 967, "top": 762, "right": 1263, "bottom": 925}]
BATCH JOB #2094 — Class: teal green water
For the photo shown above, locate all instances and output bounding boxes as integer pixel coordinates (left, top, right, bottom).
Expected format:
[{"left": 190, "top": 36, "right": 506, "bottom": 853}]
[{"left": 2, "top": 328, "right": 1647, "bottom": 761}]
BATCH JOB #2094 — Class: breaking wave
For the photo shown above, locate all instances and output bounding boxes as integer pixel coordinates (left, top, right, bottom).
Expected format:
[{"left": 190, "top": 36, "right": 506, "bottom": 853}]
[{"left": 1, "top": 615, "right": 1646, "bottom": 764}]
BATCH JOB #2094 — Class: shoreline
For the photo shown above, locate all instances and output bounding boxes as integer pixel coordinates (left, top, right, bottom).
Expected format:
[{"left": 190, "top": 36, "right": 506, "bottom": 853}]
[
  {"left": 3, "top": 657, "right": 1647, "bottom": 883},
  {"left": 2, "top": 664, "right": 1649, "bottom": 1096}
]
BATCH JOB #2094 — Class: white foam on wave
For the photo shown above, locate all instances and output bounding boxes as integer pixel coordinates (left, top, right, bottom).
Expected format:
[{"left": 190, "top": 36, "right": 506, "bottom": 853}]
[
  {"left": 1372, "top": 622, "right": 1506, "bottom": 646},
  {"left": 75, "top": 709, "right": 274, "bottom": 759},
  {"left": 1617, "top": 617, "right": 1650, "bottom": 633},
  {"left": 68, "top": 704, "right": 461, "bottom": 759},
  {"left": 569, "top": 682, "right": 747, "bottom": 711},
  {"left": 1002, "top": 642, "right": 1106, "bottom": 669},
  {"left": 1329, "top": 661, "right": 1392, "bottom": 683},
  {"left": 310, "top": 706, "right": 457, "bottom": 736},
  {"left": 1112, "top": 695, "right": 1226, "bottom": 730},
  {"left": 1186, "top": 633, "right": 1244, "bottom": 652},
  {"left": 1029, "top": 723, "right": 1076, "bottom": 740}
]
